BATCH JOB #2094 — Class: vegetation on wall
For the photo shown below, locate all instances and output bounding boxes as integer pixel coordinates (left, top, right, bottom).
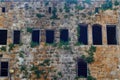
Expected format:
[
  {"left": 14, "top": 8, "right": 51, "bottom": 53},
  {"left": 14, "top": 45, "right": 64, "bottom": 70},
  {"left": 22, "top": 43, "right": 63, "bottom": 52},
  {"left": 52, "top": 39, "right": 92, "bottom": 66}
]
[
  {"left": 75, "top": 5, "right": 85, "bottom": 10},
  {"left": 65, "top": 0, "right": 78, "bottom": 4},
  {"left": 30, "top": 41, "right": 39, "bottom": 48},
  {"left": 101, "top": 1, "right": 113, "bottom": 11},
  {"left": 50, "top": 7, "right": 59, "bottom": 19},
  {"left": 36, "top": 14, "right": 45, "bottom": 19},
  {"left": 79, "top": 45, "right": 96, "bottom": 79},
  {"left": 27, "top": 27, "right": 33, "bottom": 33},
  {"left": 114, "top": 0, "right": 119, "bottom": 6},
  {"left": 85, "top": 0, "right": 91, "bottom": 4},
  {"left": 9, "top": 43, "right": 15, "bottom": 51},
  {"left": 81, "top": 45, "right": 96, "bottom": 64},
  {"left": 64, "top": 3, "right": 70, "bottom": 13},
  {"left": 0, "top": 46, "right": 6, "bottom": 51}
]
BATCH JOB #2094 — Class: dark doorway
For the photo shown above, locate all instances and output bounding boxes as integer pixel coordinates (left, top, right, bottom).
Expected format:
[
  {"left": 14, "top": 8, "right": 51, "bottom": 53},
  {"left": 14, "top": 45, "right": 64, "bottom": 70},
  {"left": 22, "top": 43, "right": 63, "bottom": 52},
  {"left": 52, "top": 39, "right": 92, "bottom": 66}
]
[
  {"left": 107, "top": 25, "right": 117, "bottom": 45},
  {"left": 13, "top": 30, "right": 20, "bottom": 44},
  {"left": 2, "top": 7, "right": 5, "bottom": 13},
  {"left": 77, "top": 59, "right": 87, "bottom": 78},
  {"left": 78, "top": 24, "right": 88, "bottom": 45},
  {"left": 0, "top": 30, "right": 7, "bottom": 45},
  {"left": 46, "top": 30, "right": 54, "bottom": 44},
  {"left": 0, "top": 62, "right": 8, "bottom": 77},
  {"left": 32, "top": 30, "right": 40, "bottom": 44},
  {"left": 60, "top": 29, "right": 69, "bottom": 42},
  {"left": 92, "top": 24, "right": 102, "bottom": 45}
]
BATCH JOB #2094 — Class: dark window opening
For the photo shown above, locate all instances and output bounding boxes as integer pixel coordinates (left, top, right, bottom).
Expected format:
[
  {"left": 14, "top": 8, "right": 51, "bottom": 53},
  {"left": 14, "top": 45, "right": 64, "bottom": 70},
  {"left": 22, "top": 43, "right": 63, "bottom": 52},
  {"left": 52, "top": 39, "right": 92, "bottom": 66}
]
[
  {"left": 78, "top": 24, "right": 88, "bottom": 45},
  {"left": 13, "top": 30, "right": 20, "bottom": 44},
  {"left": 48, "top": 7, "right": 51, "bottom": 14},
  {"left": 32, "top": 30, "right": 40, "bottom": 44},
  {"left": 0, "top": 30, "right": 7, "bottom": 45},
  {"left": 107, "top": 25, "right": 117, "bottom": 45},
  {"left": 77, "top": 59, "right": 87, "bottom": 78},
  {"left": 2, "top": 7, "right": 5, "bottom": 13},
  {"left": 92, "top": 24, "right": 102, "bottom": 45},
  {"left": 25, "top": 4, "right": 29, "bottom": 10},
  {"left": 46, "top": 30, "right": 54, "bottom": 44},
  {"left": 95, "top": 7, "right": 99, "bottom": 13},
  {"left": 60, "top": 29, "right": 69, "bottom": 42},
  {"left": 0, "top": 62, "right": 8, "bottom": 77}
]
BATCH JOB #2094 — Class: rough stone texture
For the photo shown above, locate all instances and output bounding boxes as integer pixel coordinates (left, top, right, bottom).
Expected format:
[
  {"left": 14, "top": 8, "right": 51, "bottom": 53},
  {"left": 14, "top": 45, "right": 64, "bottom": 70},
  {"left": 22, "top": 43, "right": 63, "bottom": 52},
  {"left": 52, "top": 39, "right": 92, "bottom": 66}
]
[{"left": 0, "top": 1, "right": 120, "bottom": 80}]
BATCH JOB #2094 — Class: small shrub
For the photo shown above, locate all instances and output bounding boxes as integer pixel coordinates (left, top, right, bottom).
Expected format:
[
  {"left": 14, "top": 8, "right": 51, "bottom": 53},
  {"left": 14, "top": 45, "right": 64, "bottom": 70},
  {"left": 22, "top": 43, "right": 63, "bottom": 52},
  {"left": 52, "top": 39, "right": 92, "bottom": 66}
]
[
  {"left": 27, "top": 27, "right": 33, "bottom": 33},
  {"left": 85, "top": 56, "right": 94, "bottom": 64},
  {"left": 19, "top": 53, "right": 24, "bottom": 58},
  {"left": 20, "top": 65, "right": 26, "bottom": 72},
  {"left": 114, "top": 0, "right": 119, "bottom": 6},
  {"left": 87, "top": 76, "right": 96, "bottom": 80},
  {"left": 9, "top": 43, "right": 15, "bottom": 51},
  {"left": 57, "top": 72, "right": 62, "bottom": 77},
  {"left": 36, "top": 14, "right": 45, "bottom": 19},
  {"left": 0, "top": 46, "right": 6, "bottom": 51},
  {"left": 30, "top": 42, "right": 39, "bottom": 48},
  {"left": 43, "top": 59, "right": 51, "bottom": 66}
]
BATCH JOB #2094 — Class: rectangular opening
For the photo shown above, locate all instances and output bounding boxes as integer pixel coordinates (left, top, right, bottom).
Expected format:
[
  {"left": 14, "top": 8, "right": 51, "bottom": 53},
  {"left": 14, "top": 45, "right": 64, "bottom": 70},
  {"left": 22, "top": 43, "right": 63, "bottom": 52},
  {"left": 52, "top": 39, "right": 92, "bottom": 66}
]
[
  {"left": 60, "top": 29, "right": 69, "bottom": 42},
  {"left": 32, "top": 30, "right": 40, "bottom": 44},
  {"left": 107, "top": 25, "right": 117, "bottom": 45},
  {"left": 0, "top": 30, "right": 7, "bottom": 45},
  {"left": 78, "top": 24, "right": 88, "bottom": 45},
  {"left": 95, "top": 7, "right": 99, "bottom": 13},
  {"left": 46, "top": 30, "right": 54, "bottom": 44},
  {"left": 13, "top": 30, "right": 20, "bottom": 44},
  {"left": 2, "top": 7, "right": 5, "bottom": 13},
  {"left": 92, "top": 24, "right": 102, "bottom": 45},
  {"left": 48, "top": 7, "right": 51, "bottom": 14},
  {"left": 77, "top": 59, "right": 87, "bottom": 78},
  {"left": 0, "top": 62, "right": 8, "bottom": 77}
]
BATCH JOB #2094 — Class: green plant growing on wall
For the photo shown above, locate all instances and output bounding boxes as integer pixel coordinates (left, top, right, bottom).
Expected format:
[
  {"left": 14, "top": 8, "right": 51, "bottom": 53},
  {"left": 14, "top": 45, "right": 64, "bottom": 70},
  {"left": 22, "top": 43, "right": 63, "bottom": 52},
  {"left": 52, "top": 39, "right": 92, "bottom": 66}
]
[
  {"left": 58, "top": 41, "right": 69, "bottom": 48},
  {"left": 34, "top": 69, "right": 41, "bottom": 79},
  {"left": 64, "top": 15, "right": 68, "bottom": 18},
  {"left": 101, "top": 1, "right": 113, "bottom": 11},
  {"left": 20, "top": 65, "right": 27, "bottom": 72},
  {"left": 43, "top": 59, "right": 51, "bottom": 66},
  {"left": 36, "top": 14, "right": 45, "bottom": 19},
  {"left": 50, "top": 7, "right": 59, "bottom": 19},
  {"left": 45, "top": 43, "right": 57, "bottom": 47},
  {"left": 52, "top": 75, "right": 58, "bottom": 80},
  {"left": 27, "top": 27, "right": 33, "bottom": 33},
  {"left": 64, "top": 3, "right": 70, "bottom": 13},
  {"left": 87, "top": 76, "right": 96, "bottom": 80},
  {"left": 114, "top": 0, "right": 119, "bottom": 6},
  {"left": 0, "top": 46, "right": 6, "bottom": 51},
  {"left": 75, "top": 25, "right": 84, "bottom": 46},
  {"left": 85, "top": 0, "right": 91, "bottom": 4},
  {"left": 19, "top": 42, "right": 23, "bottom": 46},
  {"left": 30, "top": 41, "right": 39, "bottom": 48},
  {"left": 81, "top": 45, "right": 96, "bottom": 64},
  {"left": 65, "top": 0, "right": 78, "bottom": 4},
  {"left": 30, "top": 64, "right": 42, "bottom": 78},
  {"left": 9, "top": 43, "right": 15, "bottom": 51},
  {"left": 79, "top": 45, "right": 96, "bottom": 79},
  {"left": 45, "top": 1, "right": 49, "bottom": 6},
  {"left": 57, "top": 72, "right": 62, "bottom": 77},
  {"left": 75, "top": 5, "right": 85, "bottom": 10},
  {"left": 19, "top": 52, "right": 24, "bottom": 58}
]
